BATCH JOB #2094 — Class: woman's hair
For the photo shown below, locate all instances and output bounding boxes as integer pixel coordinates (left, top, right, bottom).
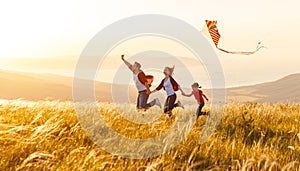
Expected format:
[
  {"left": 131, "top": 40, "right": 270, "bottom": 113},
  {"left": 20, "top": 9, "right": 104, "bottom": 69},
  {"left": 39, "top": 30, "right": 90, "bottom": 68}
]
[
  {"left": 192, "top": 82, "right": 202, "bottom": 88},
  {"left": 164, "top": 65, "right": 175, "bottom": 76}
]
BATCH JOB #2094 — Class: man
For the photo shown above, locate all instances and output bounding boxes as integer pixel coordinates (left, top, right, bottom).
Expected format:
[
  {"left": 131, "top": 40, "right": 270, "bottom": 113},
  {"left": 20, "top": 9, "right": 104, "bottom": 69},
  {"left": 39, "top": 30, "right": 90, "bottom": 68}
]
[{"left": 121, "top": 54, "right": 161, "bottom": 111}]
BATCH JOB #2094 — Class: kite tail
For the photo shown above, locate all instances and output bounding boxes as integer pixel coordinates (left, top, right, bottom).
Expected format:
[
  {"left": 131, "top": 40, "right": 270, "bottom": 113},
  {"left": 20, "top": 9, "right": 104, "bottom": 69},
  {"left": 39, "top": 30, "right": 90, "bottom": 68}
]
[{"left": 217, "top": 42, "right": 266, "bottom": 55}]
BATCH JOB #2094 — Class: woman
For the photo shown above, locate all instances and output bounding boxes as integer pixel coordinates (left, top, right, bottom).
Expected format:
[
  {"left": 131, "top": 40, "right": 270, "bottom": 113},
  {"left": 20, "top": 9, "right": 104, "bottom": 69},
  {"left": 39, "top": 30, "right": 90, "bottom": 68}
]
[
  {"left": 180, "top": 82, "right": 209, "bottom": 119},
  {"left": 151, "top": 66, "right": 183, "bottom": 117}
]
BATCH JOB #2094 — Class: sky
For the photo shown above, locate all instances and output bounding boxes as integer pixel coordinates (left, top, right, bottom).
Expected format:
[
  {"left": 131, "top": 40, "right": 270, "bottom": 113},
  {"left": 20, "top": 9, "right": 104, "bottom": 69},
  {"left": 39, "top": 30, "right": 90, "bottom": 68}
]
[{"left": 0, "top": 0, "right": 300, "bottom": 87}]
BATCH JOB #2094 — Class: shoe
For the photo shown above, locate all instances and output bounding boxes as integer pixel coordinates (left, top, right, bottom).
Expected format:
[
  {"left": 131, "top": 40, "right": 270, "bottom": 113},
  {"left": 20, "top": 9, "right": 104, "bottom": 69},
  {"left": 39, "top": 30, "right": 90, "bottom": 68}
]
[
  {"left": 155, "top": 98, "right": 162, "bottom": 108},
  {"left": 207, "top": 111, "right": 211, "bottom": 117},
  {"left": 137, "top": 108, "right": 147, "bottom": 114},
  {"left": 167, "top": 111, "right": 172, "bottom": 117},
  {"left": 177, "top": 101, "right": 184, "bottom": 109}
]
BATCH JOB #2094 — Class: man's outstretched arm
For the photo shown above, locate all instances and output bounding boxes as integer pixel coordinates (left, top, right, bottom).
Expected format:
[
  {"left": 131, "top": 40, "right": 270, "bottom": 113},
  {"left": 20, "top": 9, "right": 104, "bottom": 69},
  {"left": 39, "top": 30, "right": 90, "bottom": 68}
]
[{"left": 121, "top": 54, "right": 133, "bottom": 71}]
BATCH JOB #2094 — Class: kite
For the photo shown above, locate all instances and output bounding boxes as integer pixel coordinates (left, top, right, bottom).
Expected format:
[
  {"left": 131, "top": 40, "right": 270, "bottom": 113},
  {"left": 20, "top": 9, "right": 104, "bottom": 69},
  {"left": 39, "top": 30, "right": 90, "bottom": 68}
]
[{"left": 205, "top": 20, "right": 265, "bottom": 55}]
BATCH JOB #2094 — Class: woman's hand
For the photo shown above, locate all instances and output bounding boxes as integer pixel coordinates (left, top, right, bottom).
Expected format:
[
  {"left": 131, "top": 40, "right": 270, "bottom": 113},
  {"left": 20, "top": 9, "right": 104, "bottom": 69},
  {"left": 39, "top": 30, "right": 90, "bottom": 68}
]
[
  {"left": 179, "top": 87, "right": 186, "bottom": 96},
  {"left": 151, "top": 90, "right": 157, "bottom": 94}
]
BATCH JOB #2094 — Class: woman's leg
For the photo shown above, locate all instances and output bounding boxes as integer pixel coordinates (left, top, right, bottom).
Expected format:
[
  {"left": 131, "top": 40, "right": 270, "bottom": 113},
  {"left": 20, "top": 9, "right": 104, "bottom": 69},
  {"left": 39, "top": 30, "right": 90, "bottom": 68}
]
[
  {"left": 171, "top": 94, "right": 183, "bottom": 109},
  {"left": 164, "top": 96, "right": 170, "bottom": 113},
  {"left": 165, "top": 94, "right": 176, "bottom": 114}
]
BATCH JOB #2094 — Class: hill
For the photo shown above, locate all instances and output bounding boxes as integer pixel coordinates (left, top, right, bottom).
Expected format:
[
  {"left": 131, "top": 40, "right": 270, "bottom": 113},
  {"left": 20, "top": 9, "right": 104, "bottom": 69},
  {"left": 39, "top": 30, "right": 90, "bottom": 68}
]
[
  {"left": 227, "top": 73, "right": 300, "bottom": 103},
  {"left": 0, "top": 70, "right": 114, "bottom": 101},
  {"left": 1, "top": 69, "right": 300, "bottom": 103}
]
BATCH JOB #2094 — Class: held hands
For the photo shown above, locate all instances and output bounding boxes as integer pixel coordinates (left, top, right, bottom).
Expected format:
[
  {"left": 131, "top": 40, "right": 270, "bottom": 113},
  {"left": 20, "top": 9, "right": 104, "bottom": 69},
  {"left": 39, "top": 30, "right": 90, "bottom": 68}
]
[
  {"left": 146, "top": 89, "right": 151, "bottom": 95},
  {"left": 178, "top": 86, "right": 186, "bottom": 96},
  {"left": 150, "top": 90, "right": 156, "bottom": 94}
]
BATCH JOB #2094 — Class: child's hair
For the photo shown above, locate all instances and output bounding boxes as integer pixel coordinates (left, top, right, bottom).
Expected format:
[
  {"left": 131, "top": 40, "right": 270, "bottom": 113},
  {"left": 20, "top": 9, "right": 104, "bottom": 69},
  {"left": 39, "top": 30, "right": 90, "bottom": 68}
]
[{"left": 192, "top": 82, "right": 202, "bottom": 88}]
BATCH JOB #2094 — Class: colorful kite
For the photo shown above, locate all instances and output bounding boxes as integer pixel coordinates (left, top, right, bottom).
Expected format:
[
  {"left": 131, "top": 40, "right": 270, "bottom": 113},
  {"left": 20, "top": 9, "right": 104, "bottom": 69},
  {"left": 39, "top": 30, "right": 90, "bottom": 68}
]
[{"left": 205, "top": 20, "right": 265, "bottom": 55}]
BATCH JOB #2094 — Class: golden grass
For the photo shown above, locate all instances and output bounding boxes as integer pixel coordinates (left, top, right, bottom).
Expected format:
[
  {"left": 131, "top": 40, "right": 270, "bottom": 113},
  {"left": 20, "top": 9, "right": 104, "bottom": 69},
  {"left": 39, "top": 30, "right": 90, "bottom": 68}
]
[{"left": 0, "top": 100, "right": 300, "bottom": 170}]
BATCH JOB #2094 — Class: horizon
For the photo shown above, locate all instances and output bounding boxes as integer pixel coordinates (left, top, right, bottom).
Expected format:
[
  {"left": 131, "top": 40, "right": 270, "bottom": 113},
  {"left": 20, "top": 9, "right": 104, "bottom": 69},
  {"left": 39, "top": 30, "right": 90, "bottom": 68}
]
[
  {"left": 0, "top": 66, "right": 298, "bottom": 89},
  {"left": 0, "top": 53, "right": 298, "bottom": 88}
]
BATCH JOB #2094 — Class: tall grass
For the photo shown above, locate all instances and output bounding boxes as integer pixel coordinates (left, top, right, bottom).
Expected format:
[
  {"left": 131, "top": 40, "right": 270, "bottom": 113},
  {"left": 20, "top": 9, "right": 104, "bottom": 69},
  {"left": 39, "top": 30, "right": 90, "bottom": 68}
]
[{"left": 0, "top": 100, "right": 299, "bottom": 170}]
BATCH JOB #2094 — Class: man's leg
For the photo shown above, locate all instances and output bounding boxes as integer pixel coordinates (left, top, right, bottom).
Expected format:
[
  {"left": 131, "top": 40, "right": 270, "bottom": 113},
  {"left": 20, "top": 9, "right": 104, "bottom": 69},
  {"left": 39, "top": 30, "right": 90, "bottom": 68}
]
[
  {"left": 136, "top": 93, "right": 141, "bottom": 109},
  {"left": 144, "top": 100, "right": 156, "bottom": 108},
  {"left": 144, "top": 97, "right": 157, "bottom": 108},
  {"left": 139, "top": 91, "right": 149, "bottom": 109},
  {"left": 140, "top": 91, "right": 160, "bottom": 109}
]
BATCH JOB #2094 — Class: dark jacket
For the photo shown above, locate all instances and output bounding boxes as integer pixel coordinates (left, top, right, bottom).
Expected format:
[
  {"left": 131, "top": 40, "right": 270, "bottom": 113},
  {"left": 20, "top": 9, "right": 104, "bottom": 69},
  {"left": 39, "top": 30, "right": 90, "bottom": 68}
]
[{"left": 156, "top": 76, "right": 179, "bottom": 91}]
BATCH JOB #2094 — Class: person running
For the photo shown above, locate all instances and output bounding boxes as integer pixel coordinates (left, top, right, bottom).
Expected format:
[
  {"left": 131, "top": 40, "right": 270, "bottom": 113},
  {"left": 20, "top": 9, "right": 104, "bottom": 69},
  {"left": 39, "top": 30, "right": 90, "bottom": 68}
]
[
  {"left": 121, "top": 55, "right": 161, "bottom": 111},
  {"left": 180, "top": 82, "right": 209, "bottom": 119},
  {"left": 151, "top": 66, "right": 183, "bottom": 117}
]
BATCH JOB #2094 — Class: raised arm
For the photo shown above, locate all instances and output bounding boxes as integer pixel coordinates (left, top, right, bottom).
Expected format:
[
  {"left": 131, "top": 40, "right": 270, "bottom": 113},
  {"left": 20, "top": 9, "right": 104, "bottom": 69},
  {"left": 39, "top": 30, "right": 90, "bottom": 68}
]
[{"left": 121, "top": 54, "right": 133, "bottom": 71}]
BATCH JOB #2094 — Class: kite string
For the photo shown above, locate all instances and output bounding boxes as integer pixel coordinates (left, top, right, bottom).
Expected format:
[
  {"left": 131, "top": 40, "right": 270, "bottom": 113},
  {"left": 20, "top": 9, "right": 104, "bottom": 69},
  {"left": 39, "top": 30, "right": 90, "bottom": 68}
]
[{"left": 217, "top": 42, "right": 266, "bottom": 55}]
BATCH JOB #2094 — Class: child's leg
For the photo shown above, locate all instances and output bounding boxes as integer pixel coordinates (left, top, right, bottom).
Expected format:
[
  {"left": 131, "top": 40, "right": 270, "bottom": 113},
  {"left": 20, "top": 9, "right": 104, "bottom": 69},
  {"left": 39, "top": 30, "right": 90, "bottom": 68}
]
[
  {"left": 196, "top": 103, "right": 205, "bottom": 119},
  {"left": 196, "top": 105, "right": 201, "bottom": 118}
]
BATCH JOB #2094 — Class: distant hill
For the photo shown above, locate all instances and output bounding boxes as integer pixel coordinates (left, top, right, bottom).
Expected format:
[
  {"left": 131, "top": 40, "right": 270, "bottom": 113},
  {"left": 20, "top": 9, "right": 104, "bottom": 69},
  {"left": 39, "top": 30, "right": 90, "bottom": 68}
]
[
  {"left": 0, "top": 70, "right": 113, "bottom": 101},
  {"left": 226, "top": 73, "right": 300, "bottom": 103},
  {"left": 1, "top": 69, "right": 300, "bottom": 103}
]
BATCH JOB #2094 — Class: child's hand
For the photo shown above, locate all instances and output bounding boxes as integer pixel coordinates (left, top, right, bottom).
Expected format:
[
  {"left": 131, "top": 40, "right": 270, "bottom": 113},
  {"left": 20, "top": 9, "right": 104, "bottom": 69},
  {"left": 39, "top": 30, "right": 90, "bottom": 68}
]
[{"left": 180, "top": 89, "right": 186, "bottom": 96}]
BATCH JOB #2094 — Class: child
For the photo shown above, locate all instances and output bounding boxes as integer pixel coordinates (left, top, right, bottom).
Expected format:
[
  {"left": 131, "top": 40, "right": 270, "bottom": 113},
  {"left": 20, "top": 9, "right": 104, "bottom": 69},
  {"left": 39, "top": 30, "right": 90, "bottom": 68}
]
[{"left": 180, "top": 82, "right": 209, "bottom": 119}]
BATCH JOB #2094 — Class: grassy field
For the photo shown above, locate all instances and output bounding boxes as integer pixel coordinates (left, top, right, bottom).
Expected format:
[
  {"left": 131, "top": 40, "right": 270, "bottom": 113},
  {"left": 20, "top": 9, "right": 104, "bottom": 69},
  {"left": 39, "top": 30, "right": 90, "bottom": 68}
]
[{"left": 0, "top": 100, "right": 300, "bottom": 170}]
